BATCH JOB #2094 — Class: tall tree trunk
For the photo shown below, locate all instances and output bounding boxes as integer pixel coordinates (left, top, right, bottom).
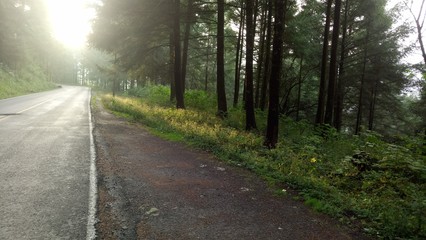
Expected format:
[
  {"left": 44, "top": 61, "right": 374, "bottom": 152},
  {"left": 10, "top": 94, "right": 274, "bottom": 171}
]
[
  {"left": 324, "top": 0, "right": 342, "bottom": 125},
  {"left": 112, "top": 54, "right": 117, "bottom": 97},
  {"left": 368, "top": 77, "right": 378, "bottom": 131},
  {"left": 315, "top": 0, "right": 333, "bottom": 124},
  {"left": 217, "top": 0, "right": 228, "bottom": 117},
  {"left": 355, "top": 29, "right": 369, "bottom": 135},
  {"left": 255, "top": 3, "right": 268, "bottom": 108},
  {"left": 181, "top": 0, "right": 193, "bottom": 93},
  {"left": 130, "top": 78, "right": 135, "bottom": 89},
  {"left": 240, "top": 22, "right": 247, "bottom": 104},
  {"left": 279, "top": 56, "right": 297, "bottom": 114},
  {"left": 334, "top": 0, "right": 350, "bottom": 131},
  {"left": 170, "top": 30, "right": 176, "bottom": 101},
  {"left": 253, "top": 0, "right": 260, "bottom": 27},
  {"left": 205, "top": 36, "right": 211, "bottom": 92},
  {"left": 296, "top": 56, "right": 303, "bottom": 121},
  {"left": 174, "top": 0, "right": 185, "bottom": 109},
  {"left": 245, "top": 0, "right": 257, "bottom": 130},
  {"left": 264, "top": 0, "right": 286, "bottom": 148},
  {"left": 137, "top": 75, "right": 142, "bottom": 88},
  {"left": 260, "top": 0, "right": 273, "bottom": 111},
  {"left": 233, "top": 4, "right": 245, "bottom": 107}
]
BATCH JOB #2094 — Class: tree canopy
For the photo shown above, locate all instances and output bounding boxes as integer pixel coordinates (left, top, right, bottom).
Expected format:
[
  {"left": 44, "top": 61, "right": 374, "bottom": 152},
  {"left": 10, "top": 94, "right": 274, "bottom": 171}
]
[{"left": 88, "top": 0, "right": 424, "bottom": 140}]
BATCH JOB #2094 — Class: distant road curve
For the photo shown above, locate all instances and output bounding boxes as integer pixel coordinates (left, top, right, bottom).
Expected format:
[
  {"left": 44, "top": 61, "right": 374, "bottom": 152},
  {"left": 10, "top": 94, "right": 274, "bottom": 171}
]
[{"left": 0, "top": 86, "right": 96, "bottom": 240}]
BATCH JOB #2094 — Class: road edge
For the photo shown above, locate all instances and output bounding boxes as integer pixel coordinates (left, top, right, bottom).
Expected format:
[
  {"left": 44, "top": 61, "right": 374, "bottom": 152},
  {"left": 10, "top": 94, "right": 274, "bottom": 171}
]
[{"left": 86, "top": 88, "right": 98, "bottom": 240}]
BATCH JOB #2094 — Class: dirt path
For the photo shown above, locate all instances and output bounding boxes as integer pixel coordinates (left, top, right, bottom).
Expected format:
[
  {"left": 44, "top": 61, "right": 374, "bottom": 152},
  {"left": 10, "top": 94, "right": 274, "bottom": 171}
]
[{"left": 92, "top": 98, "right": 369, "bottom": 240}]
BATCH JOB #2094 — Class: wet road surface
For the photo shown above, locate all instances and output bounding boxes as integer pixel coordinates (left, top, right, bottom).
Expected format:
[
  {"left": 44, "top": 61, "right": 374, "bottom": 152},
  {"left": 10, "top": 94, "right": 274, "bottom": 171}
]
[{"left": 0, "top": 86, "right": 95, "bottom": 239}]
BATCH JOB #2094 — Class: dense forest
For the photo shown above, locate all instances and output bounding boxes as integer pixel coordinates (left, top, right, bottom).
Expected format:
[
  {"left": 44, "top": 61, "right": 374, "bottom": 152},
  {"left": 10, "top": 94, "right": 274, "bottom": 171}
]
[
  {"left": 0, "top": 0, "right": 50, "bottom": 97},
  {"left": 86, "top": 0, "right": 425, "bottom": 142},
  {"left": 1, "top": 0, "right": 424, "bottom": 144},
  {"left": 87, "top": 0, "right": 426, "bottom": 238},
  {"left": 0, "top": 0, "right": 83, "bottom": 98},
  {"left": 1, "top": 0, "right": 425, "bottom": 238}
]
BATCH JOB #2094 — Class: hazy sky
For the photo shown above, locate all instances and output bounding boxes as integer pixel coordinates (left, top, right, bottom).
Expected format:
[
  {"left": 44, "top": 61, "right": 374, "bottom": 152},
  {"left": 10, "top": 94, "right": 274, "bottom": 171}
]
[
  {"left": 387, "top": 0, "right": 425, "bottom": 64},
  {"left": 44, "top": 0, "right": 96, "bottom": 49},
  {"left": 42, "top": 0, "right": 425, "bottom": 62}
]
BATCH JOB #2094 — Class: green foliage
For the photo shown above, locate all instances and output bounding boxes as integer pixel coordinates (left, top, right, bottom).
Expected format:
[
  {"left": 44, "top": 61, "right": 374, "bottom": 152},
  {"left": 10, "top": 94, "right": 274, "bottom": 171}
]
[
  {"left": 101, "top": 85, "right": 426, "bottom": 239},
  {"left": 0, "top": 1, "right": 74, "bottom": 93},
  {"left": 127, "top": 85, "right": 173, "bottom": 106},
  {"left": 184, "top": 90, "right": 217, "bottom": 111},
  {"left": 0, "top": 64, "right": 55, "bottom": 99},
  {"left": 127, "top": 85, "right": 217, "bottom": 111}
]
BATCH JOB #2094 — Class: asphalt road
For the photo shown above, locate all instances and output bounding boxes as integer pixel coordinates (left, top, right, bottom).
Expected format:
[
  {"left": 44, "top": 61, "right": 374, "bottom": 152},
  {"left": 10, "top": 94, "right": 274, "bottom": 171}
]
[{"left": 0, "top": 86, "right": 96, "bottom": 240}]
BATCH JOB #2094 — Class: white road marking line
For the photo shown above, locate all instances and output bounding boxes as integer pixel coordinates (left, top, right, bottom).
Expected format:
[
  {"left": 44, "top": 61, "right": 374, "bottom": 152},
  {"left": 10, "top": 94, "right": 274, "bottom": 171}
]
[
  {"left": 0, "top": 98, "right": 52, "bottom": 121},
  {"left": 86, "top": 89, "right": 98, "bottom": 240},
  {"left": 16, "top": 99, "right": 53, "bottom": 114}
]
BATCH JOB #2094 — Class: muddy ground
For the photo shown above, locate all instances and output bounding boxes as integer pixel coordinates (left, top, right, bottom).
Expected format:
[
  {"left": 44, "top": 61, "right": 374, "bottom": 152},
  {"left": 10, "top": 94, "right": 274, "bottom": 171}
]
[{"left": 92, "top": 97, "right": 370, "bottom": 240}]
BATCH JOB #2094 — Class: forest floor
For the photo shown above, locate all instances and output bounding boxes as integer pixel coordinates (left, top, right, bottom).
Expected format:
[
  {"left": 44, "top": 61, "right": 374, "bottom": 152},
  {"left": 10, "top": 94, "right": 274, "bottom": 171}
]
[{"left": 92, "top": 96, "right": 371, "bottom": 240}]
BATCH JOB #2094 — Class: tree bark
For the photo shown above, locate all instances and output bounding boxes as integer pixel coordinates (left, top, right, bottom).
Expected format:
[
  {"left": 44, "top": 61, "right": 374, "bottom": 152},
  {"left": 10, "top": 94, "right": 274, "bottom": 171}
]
[
  {"left": 368, "top": 77, "right": 378, "bottom": 131},
  {"left": 315, "top": 0, "right": 333, "bottom": 124},
  {"left": 174, "top": 0, "right": 185, "bottom": 109},
  {"left": 355, "top": 29, "right": 369, "bottom": 135},
  {"left": 217, "top": 0, "right": 228, "bottom": 117},
  {"left": 264, "top": 0, "right": 286, "bottom": 148},
  {"left": 233, "top": 3, "right": 245, "bottom": 107},
  {"left": 255, "top": 3, "right": 268, "bottom": 108},
  {"left": 205, "top": 36, "right": 211, "bottom": 92},
  {"left": 181, "top": 0, "right": 193, "bottom": 93},
  {"left": 170, "top": 26, "right": 176, "bottom": 101},
  {"left": 296, "top": 56, "right": 303, "bottom": 121},
  {"left": 259, "top": 0, "right": 273, "bottom": 111},
  {"left": 245, "top": 0, "right": 257, "bottom": 130},
  {"left": 325, "top": 0, "right": 342, "bottom": 125},
  {"left": 334, "top": 0, "right": 350, "bottom": 131}
]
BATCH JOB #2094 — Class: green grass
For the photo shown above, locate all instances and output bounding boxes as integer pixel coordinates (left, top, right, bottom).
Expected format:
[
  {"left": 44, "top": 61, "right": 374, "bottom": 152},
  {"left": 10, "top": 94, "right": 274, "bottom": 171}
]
[
  {"left": 0, "top": 65, "right": 56, "bottom": 99},
  {"left": 100, "top": 85, "right": 426, "bottom": 239}
]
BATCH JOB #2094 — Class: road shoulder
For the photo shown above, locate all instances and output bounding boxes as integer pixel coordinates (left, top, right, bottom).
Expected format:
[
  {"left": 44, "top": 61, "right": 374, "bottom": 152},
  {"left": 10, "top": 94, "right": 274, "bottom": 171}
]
[{"left": 92, "top": 96, "right": 369, "bottom": 240}]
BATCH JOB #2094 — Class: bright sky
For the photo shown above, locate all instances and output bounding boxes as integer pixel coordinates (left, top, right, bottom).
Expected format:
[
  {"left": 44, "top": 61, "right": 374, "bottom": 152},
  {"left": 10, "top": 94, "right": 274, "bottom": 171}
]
[
  {"left": 43, "top": 0, "right": 424, "bottom": 59},
  {"left": 44, "top": 0, "right": 96, "bottom": 50},
  {"left": 388, "top": 0, "right": 425, "bottom": 64}
]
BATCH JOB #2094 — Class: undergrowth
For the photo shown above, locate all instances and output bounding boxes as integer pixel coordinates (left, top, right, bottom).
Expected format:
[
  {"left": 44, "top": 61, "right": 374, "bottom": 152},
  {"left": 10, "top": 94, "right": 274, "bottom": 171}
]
[
  {"left": 102, "top": 85, "right": 425, "bottom": 239},
  {"left": 0, "top": 64, "right": 55, "bottom": 99}
]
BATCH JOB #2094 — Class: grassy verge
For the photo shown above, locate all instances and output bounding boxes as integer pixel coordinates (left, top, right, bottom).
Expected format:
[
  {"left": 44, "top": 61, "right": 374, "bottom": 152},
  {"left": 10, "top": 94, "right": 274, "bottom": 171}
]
[
  {"left": 0, "top": 65, "right": 56, "bottom": 99},
  {"left": 101, "top": 85, "right": 425, "bottom": 239}
]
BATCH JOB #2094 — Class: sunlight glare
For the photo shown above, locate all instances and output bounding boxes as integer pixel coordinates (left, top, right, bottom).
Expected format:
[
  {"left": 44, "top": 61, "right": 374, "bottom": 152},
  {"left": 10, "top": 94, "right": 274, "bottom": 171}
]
[{"left": 45, "top": 0, "right": 95, "bottom": 49}]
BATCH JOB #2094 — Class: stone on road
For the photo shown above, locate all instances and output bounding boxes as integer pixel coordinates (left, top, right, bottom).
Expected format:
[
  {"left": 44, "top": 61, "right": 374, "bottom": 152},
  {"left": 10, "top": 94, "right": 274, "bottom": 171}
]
[{"left": 0, "top": 86, "right": 94, "bottom": 239}]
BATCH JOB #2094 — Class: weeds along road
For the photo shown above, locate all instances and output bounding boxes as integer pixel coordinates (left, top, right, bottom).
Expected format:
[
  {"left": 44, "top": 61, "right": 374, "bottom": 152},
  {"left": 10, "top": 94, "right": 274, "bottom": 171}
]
[{"left": 0, "top": 86, "right": 96, "bottom": 239}]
